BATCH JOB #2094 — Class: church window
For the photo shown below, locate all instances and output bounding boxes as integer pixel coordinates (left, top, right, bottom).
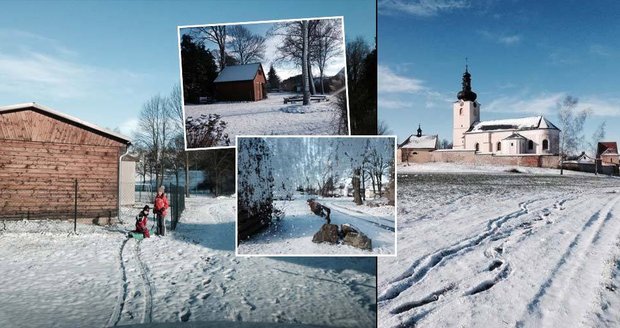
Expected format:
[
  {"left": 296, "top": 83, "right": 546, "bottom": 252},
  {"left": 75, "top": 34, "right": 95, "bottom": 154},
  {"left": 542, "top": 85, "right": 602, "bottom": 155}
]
[
  {"left": 475, "top": 143, "right": 479, "bottom": 151},
  {"left": 528, "top": 140, "right": 534, "bottom": 150},
  {"left": 543, "top": 139, "right": 549, "bottom": 150},
  {"left": 497, "top": 142, "right": 501, "bottom": 151},
  {"left": 459, "top": 108, "right": 463, "bottom": 115}
]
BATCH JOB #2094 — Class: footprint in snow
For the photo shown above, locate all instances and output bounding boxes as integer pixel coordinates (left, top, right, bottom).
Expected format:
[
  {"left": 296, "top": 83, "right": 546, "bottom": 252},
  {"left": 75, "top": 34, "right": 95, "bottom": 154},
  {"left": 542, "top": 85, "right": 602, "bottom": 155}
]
[{"left": 179, "top": 307, "right": 191, "bottom": 322}]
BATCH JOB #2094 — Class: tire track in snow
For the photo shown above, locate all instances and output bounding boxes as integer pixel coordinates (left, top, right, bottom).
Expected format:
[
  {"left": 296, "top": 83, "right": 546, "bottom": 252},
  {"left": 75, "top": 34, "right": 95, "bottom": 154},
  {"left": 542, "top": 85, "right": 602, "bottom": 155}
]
[
  {"left": 325, "top": 202, "right": 395, "bottom": 232},
  {"left": 518, "top": 195, "right": 620, "bottom": 327},
  {"left": 134, "top": 241, "right": 153, "bottom": 324},
  {"left": 107, "top": 238, "right": 130, "bottom": 327},
  {"left": 379, "top": 199, "right": 535, "bottom": 303}
]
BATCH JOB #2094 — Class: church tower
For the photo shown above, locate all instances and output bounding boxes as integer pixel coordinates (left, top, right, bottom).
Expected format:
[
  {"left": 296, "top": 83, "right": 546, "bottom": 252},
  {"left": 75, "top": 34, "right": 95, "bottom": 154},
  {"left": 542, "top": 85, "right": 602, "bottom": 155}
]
[{"left": 452, "top": 65, "right": 480, "bottom": 149}]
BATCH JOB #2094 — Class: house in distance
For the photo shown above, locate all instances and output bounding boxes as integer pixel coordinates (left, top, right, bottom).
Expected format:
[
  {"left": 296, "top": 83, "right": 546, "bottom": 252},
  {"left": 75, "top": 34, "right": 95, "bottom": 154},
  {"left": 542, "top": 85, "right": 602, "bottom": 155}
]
[
  {"left": 398, "top": 125, "right": 438, "bottom": 164},
  {"left": 214, "top": 63, "right": 267, "bottom": 102}
]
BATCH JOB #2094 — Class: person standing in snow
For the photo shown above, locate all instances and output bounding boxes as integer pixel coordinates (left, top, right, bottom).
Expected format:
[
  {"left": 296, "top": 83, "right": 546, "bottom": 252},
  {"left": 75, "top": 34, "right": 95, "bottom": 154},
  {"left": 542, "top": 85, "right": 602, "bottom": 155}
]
[
  {"left": 132, "top": 205, "right": 150, "bottom": 238},
  {"left": 154, "top": 186, "right": 169, "bottom": 236},
  {"left": 307, "top": 199, "right": 331, "bottom": 224}
]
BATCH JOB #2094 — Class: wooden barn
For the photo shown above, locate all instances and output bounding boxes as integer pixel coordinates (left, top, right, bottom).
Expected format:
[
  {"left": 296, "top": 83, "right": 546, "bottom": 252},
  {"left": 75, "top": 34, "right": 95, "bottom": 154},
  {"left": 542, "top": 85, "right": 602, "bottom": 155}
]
[
  {"left": 214, "top": 63, "right": 267, "bottom": 101},
  {"left": 0, "top": 103, "right": 132, "bottom": 222}
]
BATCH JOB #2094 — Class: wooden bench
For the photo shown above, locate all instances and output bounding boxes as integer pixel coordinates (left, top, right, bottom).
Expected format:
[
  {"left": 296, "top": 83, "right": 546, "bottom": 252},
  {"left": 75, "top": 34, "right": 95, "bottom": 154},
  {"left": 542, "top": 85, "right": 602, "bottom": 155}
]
[{"left": 283, "top": 95, "right": 329, "bottom": 104}]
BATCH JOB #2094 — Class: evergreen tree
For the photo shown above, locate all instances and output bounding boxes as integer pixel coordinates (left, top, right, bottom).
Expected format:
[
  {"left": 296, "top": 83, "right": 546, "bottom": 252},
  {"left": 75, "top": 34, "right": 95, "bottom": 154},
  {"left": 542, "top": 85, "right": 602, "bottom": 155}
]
[
  {"left": 180, "top": 34, "right": 218, "bottom": 104},
  {"left": 267, "top": 65, "right": 281, "bottom": 90}
]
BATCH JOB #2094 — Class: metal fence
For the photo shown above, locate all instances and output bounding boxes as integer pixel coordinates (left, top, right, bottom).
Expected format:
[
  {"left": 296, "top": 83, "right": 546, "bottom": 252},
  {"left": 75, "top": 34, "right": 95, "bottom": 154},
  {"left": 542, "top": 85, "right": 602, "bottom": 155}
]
[
  {"left": 0, "top": 178, "right": 117, "bottom": 232},
  {"left": 168, "top": 183, "right": 185, "bottom": 231}
]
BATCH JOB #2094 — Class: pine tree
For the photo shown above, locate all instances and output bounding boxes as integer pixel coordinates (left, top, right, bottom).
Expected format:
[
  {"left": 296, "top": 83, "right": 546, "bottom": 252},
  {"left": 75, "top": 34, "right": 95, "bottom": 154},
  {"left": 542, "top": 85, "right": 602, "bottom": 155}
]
[
  {"left": 180, "top": 34, "right": 218, "bottom": 104},
  {"left": 267, "top": 65, "right": 281, "bottom": 91}
]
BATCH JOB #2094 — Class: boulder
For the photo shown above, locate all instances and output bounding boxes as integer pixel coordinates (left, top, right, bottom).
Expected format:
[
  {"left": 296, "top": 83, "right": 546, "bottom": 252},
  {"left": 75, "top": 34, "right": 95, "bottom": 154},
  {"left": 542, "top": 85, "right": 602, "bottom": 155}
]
[
  {"left": 312, "top": 224, "right": 340, "bottom": 244},
  {"left": 343, "top": 231, "right": 372, "bottom": 250},
  {"left": 340, "top": 223, "right": 359, "bottom": 236}
]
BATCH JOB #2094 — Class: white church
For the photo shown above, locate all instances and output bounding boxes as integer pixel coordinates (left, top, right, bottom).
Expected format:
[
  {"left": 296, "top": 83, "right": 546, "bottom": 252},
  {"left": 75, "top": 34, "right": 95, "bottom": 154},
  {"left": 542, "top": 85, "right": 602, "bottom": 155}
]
[{"left": 452, "top": 66, "right": 560, "bottom": 155}]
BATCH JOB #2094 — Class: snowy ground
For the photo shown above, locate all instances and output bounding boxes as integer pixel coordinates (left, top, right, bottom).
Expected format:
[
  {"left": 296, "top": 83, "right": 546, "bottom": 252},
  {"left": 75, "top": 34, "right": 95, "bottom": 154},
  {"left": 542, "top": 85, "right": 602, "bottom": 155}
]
[
  {"left": 184, "top": 92, "right": 343, "bottom": 147},
  {"left": 398, "top": 162, "right": 598, "bottom": 176},
  {"left": 379, "top": 172, "right": 620, "bottom": 327},
  {"left": 0, "top": 195, "right": 376, "bottom": 328},
  {"left": 237, "top": 197, "right": 396, "bottom": 256}
]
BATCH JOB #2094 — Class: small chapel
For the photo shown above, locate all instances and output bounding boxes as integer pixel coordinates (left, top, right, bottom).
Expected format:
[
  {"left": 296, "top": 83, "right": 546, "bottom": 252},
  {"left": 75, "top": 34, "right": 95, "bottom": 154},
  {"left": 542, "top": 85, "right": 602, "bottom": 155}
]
[{"left": 451, "top": 66, "right": 560, "bottom": 155}]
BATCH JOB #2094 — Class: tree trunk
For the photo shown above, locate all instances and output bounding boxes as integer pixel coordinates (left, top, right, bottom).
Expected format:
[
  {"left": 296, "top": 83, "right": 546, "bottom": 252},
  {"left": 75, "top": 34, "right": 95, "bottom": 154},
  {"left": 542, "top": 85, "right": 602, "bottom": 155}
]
[
  {"left": 361, "top": 168, "right": 366, "bottom": 201},
  {"left": 352, "top": 167, "right": 362, "bottom": 205},
  {"left": 308, "top": 63, "right": 316, "bottom": 95},
  {"left": 185, "top": 152, "right": 190, "bottom": 197},
  {"left": 302, "top": 21, "right": 310, "bottom": 106},
  {"left": 219, "top": 44, "right": 226, "bottom": 70},
  {"left": 319, "top": 69, "right": 325, "bottom": 94}
]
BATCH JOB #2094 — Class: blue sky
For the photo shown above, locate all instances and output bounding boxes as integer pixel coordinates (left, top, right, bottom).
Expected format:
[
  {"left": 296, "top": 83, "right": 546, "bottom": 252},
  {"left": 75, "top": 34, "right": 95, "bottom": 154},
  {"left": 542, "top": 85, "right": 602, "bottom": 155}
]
[
  {"left": 379, "top": 0, "right": 620, "bottom": 148},
  {"left": 0, "top": 0, "right": 374, "bottom": 137}
]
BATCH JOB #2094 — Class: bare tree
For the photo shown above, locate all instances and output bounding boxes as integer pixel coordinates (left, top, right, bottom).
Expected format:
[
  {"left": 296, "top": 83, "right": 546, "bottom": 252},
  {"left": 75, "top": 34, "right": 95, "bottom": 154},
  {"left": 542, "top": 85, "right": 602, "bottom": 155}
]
[
  {"left": 440, "top": 139, "right": 453, "bottom": 149},
  {"left": 589, "top": 121, "right": 607, "bottom": 156},
  {"left": 378, "top": 120, "right": 393, "bottom": 135},
  {"left": 191, "top": 26, "right": 227, "bottom": 70},
  {"left": 346, "top": 37, "right": 370, "bottom": 86},
  {"left": 302, "top": 20, "right": 310, "bottom": 105},
  {"left": 167, "top": 84, "right": 191, "bottom": 196},
  {"left": 227, "top": 25, "right": 266, "bottom": 64},
  {"left": 134, "top": 95, "right": 171, "bottom": 188},
  {"left": 311, "top": 19, "right": 342, "bottom": 94},
  {"left": 269, "top": 20, "right": 323, "bottom": 96},
  {"left": 557, "top": 95, "right": 590, "bottom": 175}
]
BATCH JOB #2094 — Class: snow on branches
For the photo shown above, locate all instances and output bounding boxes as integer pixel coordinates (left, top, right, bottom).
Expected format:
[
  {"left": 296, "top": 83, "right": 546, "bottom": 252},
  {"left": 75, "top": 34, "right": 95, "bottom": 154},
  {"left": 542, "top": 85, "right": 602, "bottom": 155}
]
[{"left": 185, "top": 114, "right": 230, "bottom": 148}]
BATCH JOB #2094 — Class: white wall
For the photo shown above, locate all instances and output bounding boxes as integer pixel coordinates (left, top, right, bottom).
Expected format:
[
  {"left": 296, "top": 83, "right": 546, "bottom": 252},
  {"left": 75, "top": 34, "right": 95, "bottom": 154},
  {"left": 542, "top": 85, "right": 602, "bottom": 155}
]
[
  {"left": 453, "top": 100, "right": 480, "bottom": 149},
  {"left": 465, "top": 129, "right": 560, "bottom": 155}
]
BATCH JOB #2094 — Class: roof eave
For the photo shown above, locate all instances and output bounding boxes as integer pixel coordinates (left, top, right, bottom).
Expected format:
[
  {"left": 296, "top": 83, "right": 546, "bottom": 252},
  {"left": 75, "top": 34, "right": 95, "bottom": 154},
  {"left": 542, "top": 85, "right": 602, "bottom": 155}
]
[{"left": 0, "top": 102, "right": 132, "bottom": 144}]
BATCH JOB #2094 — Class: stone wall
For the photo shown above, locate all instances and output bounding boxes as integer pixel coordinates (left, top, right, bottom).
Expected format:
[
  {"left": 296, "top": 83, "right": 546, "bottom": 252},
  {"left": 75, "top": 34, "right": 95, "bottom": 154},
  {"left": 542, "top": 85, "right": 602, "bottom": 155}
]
[{"left": 428, "top": 150, "right": 560, "bottom": 168}]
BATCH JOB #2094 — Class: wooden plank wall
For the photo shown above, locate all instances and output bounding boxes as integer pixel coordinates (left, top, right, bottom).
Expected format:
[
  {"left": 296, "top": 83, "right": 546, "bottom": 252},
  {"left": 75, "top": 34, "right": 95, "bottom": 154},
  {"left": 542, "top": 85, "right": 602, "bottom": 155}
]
[
  {"left": 0, "top": 109, "right": 126, "bottom": 220},
  {"left": 0, "top": 109, "right": 123, "bottom": 146}
]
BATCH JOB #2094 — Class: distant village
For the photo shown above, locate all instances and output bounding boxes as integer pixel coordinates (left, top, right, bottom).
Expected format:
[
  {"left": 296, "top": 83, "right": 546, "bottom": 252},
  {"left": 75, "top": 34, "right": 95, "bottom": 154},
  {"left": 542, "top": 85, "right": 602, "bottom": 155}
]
[{"left": 397, "top": 67, "right": 619, "bottom": 175}]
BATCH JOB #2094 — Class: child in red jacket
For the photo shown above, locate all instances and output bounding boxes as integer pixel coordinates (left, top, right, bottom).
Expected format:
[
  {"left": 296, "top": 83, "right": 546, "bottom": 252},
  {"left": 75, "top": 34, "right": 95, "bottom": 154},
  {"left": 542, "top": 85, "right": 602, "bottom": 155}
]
[
  {"left": 154, "top": 186, "right": 169, "bottom": 236},
  {"left": 133, "top": 205, "right": 151, "bottom": 238}
]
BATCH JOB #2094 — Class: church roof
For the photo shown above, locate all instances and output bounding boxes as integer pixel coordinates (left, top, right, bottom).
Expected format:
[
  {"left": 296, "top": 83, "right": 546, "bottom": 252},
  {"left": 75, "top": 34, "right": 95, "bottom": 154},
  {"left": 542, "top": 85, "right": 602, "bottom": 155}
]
[
  {"left": 399, "top": 134, "right": 438, "bottom": 149},
  {"left": 467, "top": 116, "right": 559, "bottom": 133},
  {"left": 502, "top": 132, "right": 527, "bottom": 140}
]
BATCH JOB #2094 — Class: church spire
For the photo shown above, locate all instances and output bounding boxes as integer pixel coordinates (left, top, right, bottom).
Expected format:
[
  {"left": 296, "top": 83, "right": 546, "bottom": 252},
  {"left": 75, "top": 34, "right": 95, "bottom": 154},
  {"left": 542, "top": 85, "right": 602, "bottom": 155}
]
[
  {"left": 457, "top": 60, "right": 477, "bottom": 102},
  {"left": 416, "top": 124, "right": 422, "bottom": 137}
]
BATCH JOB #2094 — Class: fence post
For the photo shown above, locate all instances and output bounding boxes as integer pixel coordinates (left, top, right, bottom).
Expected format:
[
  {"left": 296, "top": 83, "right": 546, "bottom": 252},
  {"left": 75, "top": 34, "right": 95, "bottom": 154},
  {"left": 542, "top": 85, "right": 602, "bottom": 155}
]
[{"left": 74, "top": 179, "right": 78, "bottom": 233}]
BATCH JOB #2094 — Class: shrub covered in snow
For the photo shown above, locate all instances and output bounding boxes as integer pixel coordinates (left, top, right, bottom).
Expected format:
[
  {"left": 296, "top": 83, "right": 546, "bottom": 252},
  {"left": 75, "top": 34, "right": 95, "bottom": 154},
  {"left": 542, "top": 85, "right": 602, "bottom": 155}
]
[
  {"left": 185, "top": 114, "right": 230, "bottom": 148},
  {"left": 237, "top": 138, "right": 274, "bottom": 240}
]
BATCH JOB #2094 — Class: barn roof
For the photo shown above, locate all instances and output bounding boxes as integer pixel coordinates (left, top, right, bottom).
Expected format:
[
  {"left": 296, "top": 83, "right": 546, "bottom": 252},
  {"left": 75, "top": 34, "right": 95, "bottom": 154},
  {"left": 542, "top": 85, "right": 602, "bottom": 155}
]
[
  {"left": 598, "top": 141, "right": 618, "bottom": 156},
  {"left": 214, "top": 63, "right": 264, "bottom": 83},
  {"left": 399, "top": 134, "right": 438, "bottom": 149},
  {"left": 0, "top": 102, "right": 131, "bottom": 144},
  {"left": 467, "top": 116, "right": 559, "bottom": 133}
]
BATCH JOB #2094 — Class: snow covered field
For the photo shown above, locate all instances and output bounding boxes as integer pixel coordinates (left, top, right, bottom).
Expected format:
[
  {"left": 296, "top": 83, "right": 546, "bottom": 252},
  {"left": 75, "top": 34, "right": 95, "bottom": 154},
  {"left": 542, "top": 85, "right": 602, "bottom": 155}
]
[
  {"left": 237, "top": 197, "right": 396, "bottom": 256},
  {"left": 379, "top": 172, "right": 620, "bottom": 327},
  {"left": 398, "top": 162, "right": 595, "bottom": 176},
  {"left": 0, "top": 196, "right": 376, "bottom": 327},
  {"left": 184, "top": 92, "right": 343, "bottom": 146}
]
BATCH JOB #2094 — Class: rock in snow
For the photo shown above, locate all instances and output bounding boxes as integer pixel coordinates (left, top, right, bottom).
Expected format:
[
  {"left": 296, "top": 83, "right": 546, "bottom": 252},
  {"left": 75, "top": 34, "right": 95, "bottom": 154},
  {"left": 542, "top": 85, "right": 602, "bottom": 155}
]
[
  {"left": 312, "top": 224, "right": 340, "bottom": 244},
  {"left": 343, "top": 231, "right": 372, "bottom": 250},
  {"left": 341, "top": 224, "right": 372, "bottom": 250},
  {"left": 312, "top": 223, "right": 373, "bottom": 251}
]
